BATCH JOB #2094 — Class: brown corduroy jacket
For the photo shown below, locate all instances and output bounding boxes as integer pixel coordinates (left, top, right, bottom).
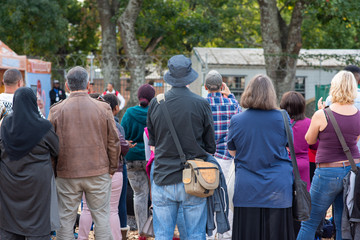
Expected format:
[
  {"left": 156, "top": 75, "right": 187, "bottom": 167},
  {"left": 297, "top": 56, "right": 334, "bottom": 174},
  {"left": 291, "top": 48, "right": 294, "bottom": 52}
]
[{"left": 48, "top": 91, "right": 120, "bottom": 178}]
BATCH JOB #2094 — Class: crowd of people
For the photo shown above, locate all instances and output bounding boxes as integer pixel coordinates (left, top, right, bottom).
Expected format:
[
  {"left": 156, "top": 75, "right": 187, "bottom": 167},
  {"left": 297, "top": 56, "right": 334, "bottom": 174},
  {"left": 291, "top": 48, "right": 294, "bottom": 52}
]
[{"left": 0, "top": 54, "right": 359, "bottom": 240}]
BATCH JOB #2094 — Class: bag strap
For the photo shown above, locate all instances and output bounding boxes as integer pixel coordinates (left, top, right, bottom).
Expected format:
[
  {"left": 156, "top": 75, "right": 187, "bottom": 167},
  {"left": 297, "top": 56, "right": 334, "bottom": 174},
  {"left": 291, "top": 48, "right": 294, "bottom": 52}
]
[
  {"left": 280, "top": 110, "right": 302, "bottom": 180},
  {"left": 156, "top": 94, "right": 187, "bottom": 164},
  {"left": 324, "top": 108, "right": 358, "bottom": 173},
  {"left": 291, "top": 120, "right": 297, "bottom": 128}
]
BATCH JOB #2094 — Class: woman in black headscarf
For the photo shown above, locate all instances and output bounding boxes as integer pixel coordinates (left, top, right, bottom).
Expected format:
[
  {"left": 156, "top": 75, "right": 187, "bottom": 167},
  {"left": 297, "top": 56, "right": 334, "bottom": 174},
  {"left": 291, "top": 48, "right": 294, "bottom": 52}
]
[{"left": 0, "top": 87, "right": 59, "bottom": 240}]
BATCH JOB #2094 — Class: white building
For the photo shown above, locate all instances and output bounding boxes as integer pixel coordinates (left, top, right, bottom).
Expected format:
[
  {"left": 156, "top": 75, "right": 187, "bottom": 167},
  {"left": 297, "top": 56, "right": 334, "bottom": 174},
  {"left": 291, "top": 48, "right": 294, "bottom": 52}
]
[{"left": 190, "top": 47, "right": 360, "bottom": 101}]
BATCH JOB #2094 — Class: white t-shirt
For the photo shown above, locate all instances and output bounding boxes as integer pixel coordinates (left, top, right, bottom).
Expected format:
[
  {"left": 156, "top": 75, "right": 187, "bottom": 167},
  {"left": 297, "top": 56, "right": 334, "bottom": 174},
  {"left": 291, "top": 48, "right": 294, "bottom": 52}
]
[
  {"left": 0, "top": 93, "right": 45, "bottom": 118},
  {"left": 103, "top": 90, "right": 126, "bottom": 110},
  {"left": 0, "top": 93, "right": 14, "bottom": 114}
]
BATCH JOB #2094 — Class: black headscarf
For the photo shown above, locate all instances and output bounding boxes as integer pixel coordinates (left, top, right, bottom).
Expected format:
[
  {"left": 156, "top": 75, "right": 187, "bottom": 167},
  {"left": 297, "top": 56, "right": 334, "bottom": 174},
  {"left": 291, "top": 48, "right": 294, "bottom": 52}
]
[{"left": 1, "top": 87, "right": 52, "bottom": 160}]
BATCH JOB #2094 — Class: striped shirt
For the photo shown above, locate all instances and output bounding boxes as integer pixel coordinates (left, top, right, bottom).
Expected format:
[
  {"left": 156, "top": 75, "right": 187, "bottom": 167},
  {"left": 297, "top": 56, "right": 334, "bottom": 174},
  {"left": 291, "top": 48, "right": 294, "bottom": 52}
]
[{"left": 206, "top": 92, "right": 242, "bottom": 160}]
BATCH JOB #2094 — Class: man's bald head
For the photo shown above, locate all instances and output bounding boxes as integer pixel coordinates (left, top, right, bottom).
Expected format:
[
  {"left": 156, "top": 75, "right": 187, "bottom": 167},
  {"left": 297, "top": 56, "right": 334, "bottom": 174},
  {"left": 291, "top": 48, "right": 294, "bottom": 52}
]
[{"left": 3, "top": 69, "right": 23, "bottom": 86}]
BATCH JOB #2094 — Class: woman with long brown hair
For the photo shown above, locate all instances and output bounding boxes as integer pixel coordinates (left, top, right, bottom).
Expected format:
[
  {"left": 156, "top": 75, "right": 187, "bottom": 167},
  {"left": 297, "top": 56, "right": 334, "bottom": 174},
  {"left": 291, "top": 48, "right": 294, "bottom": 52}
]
[{"left": 228, "top": 74, "right": 295, "bottom": 240}]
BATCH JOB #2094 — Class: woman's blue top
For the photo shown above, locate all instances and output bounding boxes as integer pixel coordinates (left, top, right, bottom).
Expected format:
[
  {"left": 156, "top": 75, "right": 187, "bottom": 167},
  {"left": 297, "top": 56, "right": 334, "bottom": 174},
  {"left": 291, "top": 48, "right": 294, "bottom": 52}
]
[{"left": 227, "top": 109, "right": 293, "bottom": 208}]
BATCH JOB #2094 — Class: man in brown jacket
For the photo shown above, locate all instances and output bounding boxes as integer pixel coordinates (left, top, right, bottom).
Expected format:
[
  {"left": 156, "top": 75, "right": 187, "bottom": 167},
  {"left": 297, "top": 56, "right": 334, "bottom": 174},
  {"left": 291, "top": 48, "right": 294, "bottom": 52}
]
[{"left": 48, "top": 66, "right": 120, "bottom": 240}]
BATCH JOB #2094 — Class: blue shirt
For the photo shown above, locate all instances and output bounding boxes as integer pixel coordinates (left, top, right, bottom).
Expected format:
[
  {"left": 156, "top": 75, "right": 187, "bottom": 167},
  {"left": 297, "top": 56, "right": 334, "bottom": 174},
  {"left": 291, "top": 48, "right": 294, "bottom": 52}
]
[
  {"left": 206, "top": 93, "right": 241, "bottom": 160},
  {"left": 227, "top": 109, "right": 293, "bottom": 208}
]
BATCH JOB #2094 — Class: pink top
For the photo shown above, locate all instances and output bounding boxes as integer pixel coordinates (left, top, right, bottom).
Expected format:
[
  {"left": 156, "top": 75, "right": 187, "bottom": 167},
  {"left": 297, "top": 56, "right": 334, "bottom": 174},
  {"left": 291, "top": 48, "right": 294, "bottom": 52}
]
[
  {"left": 316, "top": 110, "right": 360, "bottom": 163},
  {"left": 144, "top": 127, "right": 155, "bottom": 179},
  {"left": 291, "top": 118, "right": 313, "bottom": 191}
]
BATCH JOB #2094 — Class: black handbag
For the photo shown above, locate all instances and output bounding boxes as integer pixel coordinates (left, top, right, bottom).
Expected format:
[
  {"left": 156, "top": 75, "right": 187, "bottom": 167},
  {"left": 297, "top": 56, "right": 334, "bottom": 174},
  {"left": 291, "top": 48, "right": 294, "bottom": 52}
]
[{"left": 280, "top": 110, "right": 311, "bottom": 221}]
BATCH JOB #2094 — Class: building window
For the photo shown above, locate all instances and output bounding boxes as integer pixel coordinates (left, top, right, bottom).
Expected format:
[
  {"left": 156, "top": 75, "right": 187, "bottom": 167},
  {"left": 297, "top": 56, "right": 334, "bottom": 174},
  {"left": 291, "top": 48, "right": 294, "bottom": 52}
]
[
  {"left": 295, "top": 76, "right": 306, "bottom": 97},
  {"left": 222, "top": 75, "right": 246, "bottom": 101}
]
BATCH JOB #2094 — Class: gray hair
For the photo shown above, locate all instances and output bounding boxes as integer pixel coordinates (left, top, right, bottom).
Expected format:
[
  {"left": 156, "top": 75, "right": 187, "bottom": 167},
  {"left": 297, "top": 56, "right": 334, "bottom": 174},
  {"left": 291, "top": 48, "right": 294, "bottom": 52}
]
[
  {"left": 3, "top": 69, "right": 23, "bottom": 86},
  {"left": 205, "top": 70, "right": 222, "bottom": 91},
  {"left": 66, "top": 66, "right": 89, "bottom": 91}
]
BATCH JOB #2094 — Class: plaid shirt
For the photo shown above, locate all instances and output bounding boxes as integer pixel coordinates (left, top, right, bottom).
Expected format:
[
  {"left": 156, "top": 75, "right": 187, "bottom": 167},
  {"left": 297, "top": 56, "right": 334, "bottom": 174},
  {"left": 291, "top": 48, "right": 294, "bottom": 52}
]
[{"left": 206, "top": 92, "right": 242, "bottom": 160}]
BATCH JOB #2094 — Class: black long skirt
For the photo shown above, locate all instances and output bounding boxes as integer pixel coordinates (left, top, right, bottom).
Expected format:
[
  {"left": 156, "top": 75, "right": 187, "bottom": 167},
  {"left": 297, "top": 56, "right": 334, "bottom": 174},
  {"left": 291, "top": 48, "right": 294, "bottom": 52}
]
[{"left": 232, "top": 207, "right": 295, "bottom": 240}]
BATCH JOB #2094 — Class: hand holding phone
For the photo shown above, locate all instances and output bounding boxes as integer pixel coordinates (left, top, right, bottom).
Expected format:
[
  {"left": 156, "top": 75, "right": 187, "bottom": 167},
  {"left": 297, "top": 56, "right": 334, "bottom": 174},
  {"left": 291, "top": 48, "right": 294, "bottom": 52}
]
[
  {"left": 317, "top": 97, "right": 326, "bottom": 110},
  {"left": 220, "top": 82, "right": 231, "bottom": 97}
]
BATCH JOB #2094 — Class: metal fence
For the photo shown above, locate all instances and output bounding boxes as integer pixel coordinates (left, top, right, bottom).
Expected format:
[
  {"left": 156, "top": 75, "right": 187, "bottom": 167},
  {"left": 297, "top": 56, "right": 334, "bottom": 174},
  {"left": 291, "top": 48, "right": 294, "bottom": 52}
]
[
  {"left": 45, "top": 54, "right": 174, "bottom": 101},
  {"left": 41, "top": 51, "right": 360, "bottom": 105}
]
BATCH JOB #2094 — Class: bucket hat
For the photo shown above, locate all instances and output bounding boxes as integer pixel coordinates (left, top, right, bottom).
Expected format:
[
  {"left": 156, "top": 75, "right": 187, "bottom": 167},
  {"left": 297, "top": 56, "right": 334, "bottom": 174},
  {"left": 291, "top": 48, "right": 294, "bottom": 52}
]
[{"left": 164, "top": 55, "right": 198, "bottom": 87}]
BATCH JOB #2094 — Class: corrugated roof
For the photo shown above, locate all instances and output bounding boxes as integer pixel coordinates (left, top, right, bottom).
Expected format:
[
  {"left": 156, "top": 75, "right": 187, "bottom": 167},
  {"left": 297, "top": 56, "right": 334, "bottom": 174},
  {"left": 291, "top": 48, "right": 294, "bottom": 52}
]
[{"left": 193, "top": 47, "right": 360, "bottom": 67}]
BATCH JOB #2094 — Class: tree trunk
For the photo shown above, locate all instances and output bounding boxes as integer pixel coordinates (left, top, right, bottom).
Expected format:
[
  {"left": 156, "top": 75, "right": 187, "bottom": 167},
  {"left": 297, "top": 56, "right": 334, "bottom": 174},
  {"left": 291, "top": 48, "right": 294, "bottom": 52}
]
[
  {"left": 97, "top": 0, "right": 120, "bottom": 92},
  {"left": 118, "top": 0, "right": 146, "bottom": 111},
  {"left": 258, "top": 0, "right": 305, "bottom": 102}
]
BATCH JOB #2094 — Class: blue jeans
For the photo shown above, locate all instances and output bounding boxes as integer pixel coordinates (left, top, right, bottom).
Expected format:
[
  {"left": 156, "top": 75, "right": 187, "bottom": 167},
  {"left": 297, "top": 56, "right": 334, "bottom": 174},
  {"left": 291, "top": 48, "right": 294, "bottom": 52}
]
[
  {"left": 150, "top": 164, "right": 188, "bottom": 239},
  {"left": 152, "top": 181, "right": 207, "bottom": 240},
  {"left": 297, "top": 164, "right": 360, "bottom": 240},
  {"left": 118, "top": 163, "right": 127, "bottom": 228}
]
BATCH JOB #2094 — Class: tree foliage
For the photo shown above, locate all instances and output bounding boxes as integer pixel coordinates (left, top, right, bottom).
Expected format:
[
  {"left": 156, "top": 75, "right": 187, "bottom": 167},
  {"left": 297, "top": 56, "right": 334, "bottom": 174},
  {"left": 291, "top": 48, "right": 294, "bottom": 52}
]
[
  {"left": 62, "top": 0, "right": 100, "bottom": 54},
  {"left": 302, "top": 0, "right": 360, "bottom": 49},
  {"left": 132, "top": 0, "right": 228, "bottom": 55},
  {"left": 2, "top": 0, "right": 360, "bottom": 64},
  {"left": 0, "top": 0, "right": 68, "bottom": 56},
  {"left": 0, "top": 0, "right": 101, "bottom": 57},
  {"left": 210, "top": 0, "right": 262, "bottom": 48}
]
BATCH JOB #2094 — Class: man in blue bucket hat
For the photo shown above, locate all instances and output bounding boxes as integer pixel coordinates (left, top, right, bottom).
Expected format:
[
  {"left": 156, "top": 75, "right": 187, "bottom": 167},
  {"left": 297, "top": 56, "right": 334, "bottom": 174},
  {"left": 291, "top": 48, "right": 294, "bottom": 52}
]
[{"left": 147, "top": 55, "right": 216, "bottom": 239}]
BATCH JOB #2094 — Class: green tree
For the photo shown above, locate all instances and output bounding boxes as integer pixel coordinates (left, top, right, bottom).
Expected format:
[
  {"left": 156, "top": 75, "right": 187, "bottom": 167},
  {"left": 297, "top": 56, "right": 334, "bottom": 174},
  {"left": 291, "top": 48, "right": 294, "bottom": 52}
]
[
  {"left": 0, "top": 0, "right": 68, "bottom": 56},
  {"left": 302, "top": 0, "right": 360, "bottom": 49},
  {"left": 135, "top": 0, "right": 226, "bottom": 54},
  {"left": 115, "top": 0, "right": 232, "bottom": 108},
  {"left": 210, "top": 0, "right": 262, "bottom": 48},
  {"left": 256, "top": 0, "right": 360, "bottom": 101},
  {"left": 0, "top": 0, "right": 101, "bottom": 57},
  {"left": 62, "top": 0, "right": 100, "bottom": 54}
]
